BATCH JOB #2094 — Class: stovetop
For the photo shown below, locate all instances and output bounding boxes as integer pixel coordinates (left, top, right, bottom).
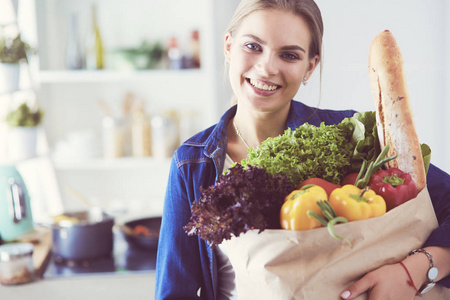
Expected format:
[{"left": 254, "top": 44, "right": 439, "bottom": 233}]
[{"left": 43, "top": 231, "right": 156, "bottom": 278}]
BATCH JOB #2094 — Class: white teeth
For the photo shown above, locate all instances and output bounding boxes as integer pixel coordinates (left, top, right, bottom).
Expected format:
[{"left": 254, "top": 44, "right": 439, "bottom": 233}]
[{"left": 249, "top": 79, "right": 277, "bottom": 91}]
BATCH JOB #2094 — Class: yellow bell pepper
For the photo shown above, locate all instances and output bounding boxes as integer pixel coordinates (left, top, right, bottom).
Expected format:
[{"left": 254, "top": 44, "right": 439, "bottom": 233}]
[
  {"left": 280, "top": 185, "right": 328, "bottom": 231},
  {"left": 328, "top": 184, "right": 386, "bottom": 222}
]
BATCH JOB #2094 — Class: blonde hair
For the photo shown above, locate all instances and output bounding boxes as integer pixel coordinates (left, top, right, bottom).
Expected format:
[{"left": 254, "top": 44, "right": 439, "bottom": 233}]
[{"left": 226, "top": 0, "right": 323, "bottom": 61}]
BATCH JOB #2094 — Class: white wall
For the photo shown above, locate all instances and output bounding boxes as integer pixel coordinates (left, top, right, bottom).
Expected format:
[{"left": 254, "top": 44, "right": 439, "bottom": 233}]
[
  {"left": 444, "top": 0, "right": 450, "bottom": 174},
  {"left": 296, "top": 0, "right": 449, "bottom": 173}
]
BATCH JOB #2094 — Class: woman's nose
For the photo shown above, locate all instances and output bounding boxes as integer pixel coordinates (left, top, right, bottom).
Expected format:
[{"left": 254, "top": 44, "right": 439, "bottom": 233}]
[{"left": 255, "top": 52, "right": 278, "bottom": 76}]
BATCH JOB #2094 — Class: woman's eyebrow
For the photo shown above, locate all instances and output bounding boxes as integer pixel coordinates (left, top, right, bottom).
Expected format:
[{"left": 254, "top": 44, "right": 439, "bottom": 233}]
[
  {"left": 281, "top": 45, "right": 306, "bottom": 53},
  {"left": 243, "top": 34, "right": 267, "bottom": 45},
  {"left": 243, "top": 34, "right": 306, "bottom": 53}
]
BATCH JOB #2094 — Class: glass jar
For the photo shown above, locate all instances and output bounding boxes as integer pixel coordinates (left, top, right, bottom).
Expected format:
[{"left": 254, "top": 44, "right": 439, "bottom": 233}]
[
  {"left": 102, "top": 116, "right": 126, "bottom": 158},
  {"left": 151, "top": 111, "right": 179, "bottom": 159},
  {"left": 0, "top": 243, "right": 35, "bottom": 285},
  {"left": 131, "top": 111, "right": 152, "bottom": 157}
]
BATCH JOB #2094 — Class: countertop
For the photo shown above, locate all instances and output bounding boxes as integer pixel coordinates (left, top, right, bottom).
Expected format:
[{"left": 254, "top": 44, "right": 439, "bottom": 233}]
[
  {"left": 0, "top": 223, "right": 158, "bottom": 299},
  {"left": 0, "top": 272, "right": 156, "bottom": 300}
]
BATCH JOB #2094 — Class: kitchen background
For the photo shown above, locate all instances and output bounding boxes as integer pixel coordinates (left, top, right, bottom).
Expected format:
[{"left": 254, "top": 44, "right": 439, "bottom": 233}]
[{"left": 1, "top": 0, "right": 449, "bottom": 224}]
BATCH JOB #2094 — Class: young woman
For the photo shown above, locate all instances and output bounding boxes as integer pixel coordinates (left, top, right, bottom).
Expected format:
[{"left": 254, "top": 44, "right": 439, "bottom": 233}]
[{"left": 155, "top": 1, "right": 450, "bottom": 299}]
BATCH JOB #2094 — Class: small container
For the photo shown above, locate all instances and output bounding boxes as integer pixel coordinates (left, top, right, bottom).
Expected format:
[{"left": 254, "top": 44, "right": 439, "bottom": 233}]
[
  {"left": 0, "top": 243, "right": 35, "bottom": 285},
  {"left": 102, "top": 116, "right": 126, "bottom": 158},
  {"left": 151, "top": 111, "right": 179, "bottom": 159},
  {"left": 131, "top": 111, "right": 152, "bottom": 157}
]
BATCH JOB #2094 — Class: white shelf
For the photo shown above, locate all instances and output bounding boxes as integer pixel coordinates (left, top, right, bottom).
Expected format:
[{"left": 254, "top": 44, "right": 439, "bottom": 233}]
[
  {"left": 30, "top": 0, "right": 238, "bottom": 174},
  {"left": 38, "top": 68, "right": 204, "bottom": 83},
  {"left": 53, "top": 156, "right": 172, "bottom": 171}
]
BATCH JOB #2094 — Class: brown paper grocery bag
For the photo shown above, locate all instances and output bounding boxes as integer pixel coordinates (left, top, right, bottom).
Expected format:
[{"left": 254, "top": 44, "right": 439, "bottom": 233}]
[{"left": 226, "top": 188, "right": 450, "bottom": 299}]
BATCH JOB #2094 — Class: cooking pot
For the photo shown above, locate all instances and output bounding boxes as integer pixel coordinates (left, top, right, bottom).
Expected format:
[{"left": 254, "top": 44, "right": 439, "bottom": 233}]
[
  {"left": 51, "top": 210, "right": 114, "bottom": 260},
  {"left": 0, "top": 164, "right": 34, "bottom": 242}
]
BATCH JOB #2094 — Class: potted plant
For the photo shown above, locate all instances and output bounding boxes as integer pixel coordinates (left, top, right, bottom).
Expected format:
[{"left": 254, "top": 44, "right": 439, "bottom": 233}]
[
  {"left": 5, "top": 102, "right": 44, "bottom": 161},
  {"left": 0, "top": 34, "right": 32, "bottom": 93}
]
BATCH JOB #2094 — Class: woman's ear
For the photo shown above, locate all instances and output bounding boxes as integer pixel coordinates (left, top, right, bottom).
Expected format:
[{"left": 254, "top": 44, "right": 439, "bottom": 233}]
[
  {"left": 305, "top": 54, "right": 320, "bottom": 80},
  {"left": 224, "top": 33, "right": 232, "bottom": 63}
]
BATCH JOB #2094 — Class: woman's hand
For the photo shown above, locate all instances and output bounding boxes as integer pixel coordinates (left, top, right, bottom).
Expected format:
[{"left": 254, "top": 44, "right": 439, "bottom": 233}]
[
  {"left": 340, "top": 263, "right": 417, "bottom": 300},
  {"left": 341, "top": 246, "right": 450, "bottom": 299}
]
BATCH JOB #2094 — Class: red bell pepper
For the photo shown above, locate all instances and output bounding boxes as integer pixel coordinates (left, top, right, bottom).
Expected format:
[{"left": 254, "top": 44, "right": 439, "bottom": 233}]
[
  {"left": 342, "top": 144, "right": 397, "bottom": 189},
  {"left": 368, "top": 167, "right": 418, "bottom": 211},
  {"left": 297, "top": 178, "right": 341, "bottom": 197},
  {"left": 341, "top": 173, "right": 358, "bottom": 186}
]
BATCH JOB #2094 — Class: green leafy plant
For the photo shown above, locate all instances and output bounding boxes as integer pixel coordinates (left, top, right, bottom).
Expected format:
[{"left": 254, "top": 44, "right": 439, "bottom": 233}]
[
  {"left": 240, "top": 121, "right": 355, "bottom": 185},
  {"left": 6, "top": 103, "right": 44, "bottom": 127},
  {"left": 114, "top": 40, "right": 164, "bottom": 69},
  {"left": 0, "top": 35, "right": 32, "bottom": 64}
]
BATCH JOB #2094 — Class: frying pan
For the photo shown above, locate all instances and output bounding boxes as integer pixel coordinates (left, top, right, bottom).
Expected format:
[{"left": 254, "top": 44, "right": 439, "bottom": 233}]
[{"left": 119, "top": 216, "right": 161, "bottom": 250}]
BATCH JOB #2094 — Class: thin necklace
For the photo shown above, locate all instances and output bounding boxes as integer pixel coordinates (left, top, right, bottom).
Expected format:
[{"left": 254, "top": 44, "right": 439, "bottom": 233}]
[{"left": 233, "top": 121, "right": 251, "bottom": 149}]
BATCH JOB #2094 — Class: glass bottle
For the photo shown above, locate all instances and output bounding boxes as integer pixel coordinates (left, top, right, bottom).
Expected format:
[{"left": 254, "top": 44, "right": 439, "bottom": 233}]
[
  {"left": 85, "top": 5, "right": 104, "bottom": 70},
  {"left": 167, "top": 37, "right": 182, "bottom": 70},
  {"left": 65, "top": 13, "right": 83, "bottom": 70},
  {"left": 190, "top": 30, "right": 200, "bottom": 68}
]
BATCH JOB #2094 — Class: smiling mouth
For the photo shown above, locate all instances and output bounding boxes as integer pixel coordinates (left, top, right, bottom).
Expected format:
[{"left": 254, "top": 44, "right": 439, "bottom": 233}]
[{"left": 247, "top": 78, "right": 280, "bottom": 91}]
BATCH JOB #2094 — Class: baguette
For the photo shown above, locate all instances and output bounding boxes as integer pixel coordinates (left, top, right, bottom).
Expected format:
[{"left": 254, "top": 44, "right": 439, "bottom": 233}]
[{"left": 368, "top": 30, "right": 426, "bottom": 192}]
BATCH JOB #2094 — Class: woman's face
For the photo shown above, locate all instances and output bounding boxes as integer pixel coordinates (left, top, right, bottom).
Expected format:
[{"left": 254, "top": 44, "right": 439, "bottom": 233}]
[{"left": 225, "top": 9, "right": 319, "bottom": 114}]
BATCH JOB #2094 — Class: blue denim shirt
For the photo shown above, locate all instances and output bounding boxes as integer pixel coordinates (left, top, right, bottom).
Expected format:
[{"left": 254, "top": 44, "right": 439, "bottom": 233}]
[{"left": 155, "top": 100, "right": 450, "bottom": 299}]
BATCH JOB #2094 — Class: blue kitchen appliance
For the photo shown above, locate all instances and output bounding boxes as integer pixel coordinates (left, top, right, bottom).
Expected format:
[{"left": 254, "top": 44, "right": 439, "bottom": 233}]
[{"left": 0, "top": 164, "right": 34, "bottom": 242}]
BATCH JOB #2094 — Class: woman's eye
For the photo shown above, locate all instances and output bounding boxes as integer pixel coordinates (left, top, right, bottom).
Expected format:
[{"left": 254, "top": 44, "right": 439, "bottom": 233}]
[
  {"left": 245, "top": 43, "right": 261, "bottom": 51},
  {"left": 281, "top": 53, "right": 300, "bottom": 60}
]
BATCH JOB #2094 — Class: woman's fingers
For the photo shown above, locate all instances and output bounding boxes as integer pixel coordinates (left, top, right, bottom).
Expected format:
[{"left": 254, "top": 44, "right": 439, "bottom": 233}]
[
  {"left": 340, "top": 263, "right": 416, "bottom": 300},
  {"left": 340, "top": 273, "right": 373, "bottom": 299}
]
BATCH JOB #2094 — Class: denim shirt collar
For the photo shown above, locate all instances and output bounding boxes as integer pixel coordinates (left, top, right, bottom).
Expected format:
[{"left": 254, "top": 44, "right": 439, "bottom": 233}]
[
  {"left": 286, "top": 100, "right": 322, "bottom": 129},
  {"left": 203, "top": 105, "right": 237, "bottom": 178}
]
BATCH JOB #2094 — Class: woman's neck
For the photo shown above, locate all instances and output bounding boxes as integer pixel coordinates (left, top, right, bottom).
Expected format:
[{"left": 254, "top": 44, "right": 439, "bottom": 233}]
[
  {"left": 226, "top": 106, "right": 288, "bottom": 163},
  {"left": 233, "top": 109, "right": 288, "bottom": 148}
]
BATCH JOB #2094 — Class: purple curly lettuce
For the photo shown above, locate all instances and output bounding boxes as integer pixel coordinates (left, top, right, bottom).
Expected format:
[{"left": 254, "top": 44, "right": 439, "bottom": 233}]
[{"left": 184, "top": 164, "right": 294, "bottom": 247}]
